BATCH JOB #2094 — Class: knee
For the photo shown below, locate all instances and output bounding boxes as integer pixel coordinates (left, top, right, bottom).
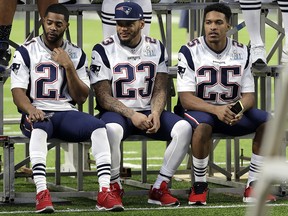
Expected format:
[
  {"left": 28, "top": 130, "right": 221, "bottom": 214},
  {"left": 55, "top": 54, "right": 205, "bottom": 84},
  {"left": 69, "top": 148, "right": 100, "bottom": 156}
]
[
  {"left": 171, "top": 120, "right": 193, "bottom": 140},
  {"left": 194, "top": 123, "right": 212, "bottom": 141},
  {"left": 106, "top": 123, "right": 124, "bottom": 146}
]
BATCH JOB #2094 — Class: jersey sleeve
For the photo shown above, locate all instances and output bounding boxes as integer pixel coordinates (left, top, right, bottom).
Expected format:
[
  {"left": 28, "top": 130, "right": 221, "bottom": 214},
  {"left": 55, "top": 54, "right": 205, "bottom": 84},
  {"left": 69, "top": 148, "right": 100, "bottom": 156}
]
[
  {"left": 177, "top": 45, "right": 196, "bottom": 93},
  {"left": 89, "top": 43, "right": 112, "bottom": 85},
  {"left": 10, "top": 46, "right": 30, "bottom": 90},
  {"left": 76, "top": 49, "right": 90, "bottom": 88},
  {"left": 157, "top": 41, "right": 168, "bottom": 74}
]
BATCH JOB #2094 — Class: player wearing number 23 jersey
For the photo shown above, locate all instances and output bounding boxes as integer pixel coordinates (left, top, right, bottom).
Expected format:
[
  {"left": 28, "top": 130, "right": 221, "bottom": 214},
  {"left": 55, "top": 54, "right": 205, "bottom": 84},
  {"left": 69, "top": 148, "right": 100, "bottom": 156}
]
[
  {"left": 90, "top": 1, "right": 192, "bottom": 207},
  {"left": 90, "top": 34, "right": 168, "bottom": 111}
]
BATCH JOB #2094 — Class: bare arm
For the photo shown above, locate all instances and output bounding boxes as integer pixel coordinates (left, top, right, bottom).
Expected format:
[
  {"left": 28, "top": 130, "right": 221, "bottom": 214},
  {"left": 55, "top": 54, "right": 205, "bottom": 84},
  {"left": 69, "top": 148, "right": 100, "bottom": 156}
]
[
  {"left": 239, "top": 92, "right": 255, "bottom": 112},
  {"left": 93, "top": 80, "right": 135, "bottom": 118},
  {"left": 179, "top": 91, "right": 236, "bottom": 125},
  {"left": 93, "top": 80, "right": 153, "bottom": 131},
  {"left": 150, "top": 73, "right": 168, "bottom": 116},
  {"left": 51, "top": 48, "right": 89, "bottom": 105},
  {"left": 146, "top": 73, "right": 168, "bottom": 133},
  {"left": 11, "top": 88, "right": 46, "bottom": 122}
]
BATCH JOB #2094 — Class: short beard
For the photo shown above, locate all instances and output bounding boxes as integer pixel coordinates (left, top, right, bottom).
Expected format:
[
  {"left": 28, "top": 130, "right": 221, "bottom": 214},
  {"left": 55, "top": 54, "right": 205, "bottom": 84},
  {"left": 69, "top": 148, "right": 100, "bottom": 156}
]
[
  {"left": 117, "top": 33, "right": 130, "bottom": 47},
  {"left": 42, "top": 26, "right": 65, "bottom": 44},
  {"left": 117, "top": 28, "right": 141, "bottom": 48}
]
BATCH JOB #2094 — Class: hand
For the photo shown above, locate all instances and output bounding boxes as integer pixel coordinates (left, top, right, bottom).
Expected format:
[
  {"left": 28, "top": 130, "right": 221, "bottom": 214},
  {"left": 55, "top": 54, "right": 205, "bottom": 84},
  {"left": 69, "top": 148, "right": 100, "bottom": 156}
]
[
  {"left": 131, "top": 112, "right": 153, "bottom": 131},
  {"left": 27, "top": 107, "right": 46, "bottom": 123},
  {"left": 215, "top": 105, "right": 236, "bottom": 126},
  {"left": 229, "top": 113, "right": 243, "bottom": 126},
  {"left": 51, "top": 48, "right": 72, "bottom": 68},
  {"left": 146, "top": 112, "right": 161, "bottom": 134}
]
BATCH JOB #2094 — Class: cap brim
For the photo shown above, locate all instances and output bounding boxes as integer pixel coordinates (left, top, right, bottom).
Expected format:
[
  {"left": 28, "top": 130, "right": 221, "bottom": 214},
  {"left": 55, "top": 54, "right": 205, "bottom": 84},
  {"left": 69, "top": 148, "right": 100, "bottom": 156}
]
[{"left": 112, "top": 18, "right": 142, "bottom": 21}]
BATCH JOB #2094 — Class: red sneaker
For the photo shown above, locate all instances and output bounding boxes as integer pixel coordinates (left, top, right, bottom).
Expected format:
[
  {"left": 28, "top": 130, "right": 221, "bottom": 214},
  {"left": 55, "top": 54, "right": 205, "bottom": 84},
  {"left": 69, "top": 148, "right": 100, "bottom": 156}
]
[
  {"left": 110, "top": 182, "right": 124, "bottom": 199},
  {"left": 148, "top": 181, "right": 180, "bottom": 206},
  {"left": 96, "top": 187, "right": 124, "bottom": 211},
  {"left": 35, "top": 189, "right": 54, "bottom": 213},
  {"left": 243, "top": 181, "right": 276, "bottom": 203},
  {"left": 188, "top": 182, "right": 208, "bottom": 205}
]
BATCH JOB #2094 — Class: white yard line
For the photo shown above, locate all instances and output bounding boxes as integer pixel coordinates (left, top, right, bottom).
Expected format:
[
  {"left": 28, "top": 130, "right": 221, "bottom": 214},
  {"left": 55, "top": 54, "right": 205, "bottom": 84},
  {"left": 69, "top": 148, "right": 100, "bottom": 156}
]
[{"left": 0, "top": 203, "right": 288, "bottom": 214}]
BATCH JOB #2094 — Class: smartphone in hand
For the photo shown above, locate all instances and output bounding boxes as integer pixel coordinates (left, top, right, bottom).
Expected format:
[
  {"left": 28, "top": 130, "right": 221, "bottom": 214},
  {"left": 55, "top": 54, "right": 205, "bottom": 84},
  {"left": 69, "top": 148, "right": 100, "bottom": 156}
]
[{"left": 230, "top": 101, "right": 244, "bottom": 115}]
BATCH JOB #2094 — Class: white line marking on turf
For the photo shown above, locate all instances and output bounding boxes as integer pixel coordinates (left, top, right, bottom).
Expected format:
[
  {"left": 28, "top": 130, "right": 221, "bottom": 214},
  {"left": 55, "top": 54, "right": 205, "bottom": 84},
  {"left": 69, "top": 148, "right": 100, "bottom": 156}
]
[{"left": 1, "top": 203, "right": 288, "bottom": 214}]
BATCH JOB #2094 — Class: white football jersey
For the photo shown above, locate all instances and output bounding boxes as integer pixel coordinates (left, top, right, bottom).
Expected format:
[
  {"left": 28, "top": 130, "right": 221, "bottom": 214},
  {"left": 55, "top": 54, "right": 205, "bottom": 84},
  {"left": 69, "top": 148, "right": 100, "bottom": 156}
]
[
  {"left": 10, "top": 36, "right": 89, "bottom": 111},
  {"left": 90, "top": 34, "right": 168, "bottom": 111},
  {"left": 177, "top": 36, "right": 254, "bottom": 105}
]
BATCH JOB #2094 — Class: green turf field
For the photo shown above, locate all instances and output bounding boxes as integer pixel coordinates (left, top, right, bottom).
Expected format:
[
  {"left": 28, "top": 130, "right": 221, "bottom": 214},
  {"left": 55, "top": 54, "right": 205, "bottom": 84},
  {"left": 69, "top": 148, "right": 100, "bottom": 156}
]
[{"left": 0, "top": 10, "right": 287, "bottom": 216}]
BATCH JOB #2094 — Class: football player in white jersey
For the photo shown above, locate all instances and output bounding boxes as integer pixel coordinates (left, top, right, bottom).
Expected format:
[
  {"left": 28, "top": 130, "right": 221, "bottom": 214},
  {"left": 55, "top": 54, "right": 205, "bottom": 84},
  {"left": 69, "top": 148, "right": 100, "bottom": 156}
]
[
  {"left": 177, "top": 3, "right": 276, "bottom": 205},
  {"left": 10, "top": 4, "right": 123, "bottom": 213},
  {"left": 90, "top": 1, "right": 192, "bottom": 207},
  {"left": 0, "top": 0, "right": 58, "bottom": 75},
  {"left": 220, "top": 0, "right": 288, "bottom": 65},
  {"left": 101, "top": 0, "right": 152, "bottom": 38}
]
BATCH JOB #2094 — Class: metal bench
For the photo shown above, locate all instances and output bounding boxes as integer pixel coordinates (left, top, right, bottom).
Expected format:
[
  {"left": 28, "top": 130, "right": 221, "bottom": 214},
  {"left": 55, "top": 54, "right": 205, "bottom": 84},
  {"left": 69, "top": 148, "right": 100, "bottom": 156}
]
[{"left": 0, "top": 135, "right": 91, "bottom": 203}]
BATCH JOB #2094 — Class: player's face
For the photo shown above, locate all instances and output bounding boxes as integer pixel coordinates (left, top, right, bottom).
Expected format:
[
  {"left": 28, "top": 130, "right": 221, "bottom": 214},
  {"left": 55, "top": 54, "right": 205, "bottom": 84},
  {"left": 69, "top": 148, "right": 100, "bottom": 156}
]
[
  {"left": 204, "top": 11, "right": 230, "bottom": 47},
  {"left": 42, "top": 12, "right": 69, "bottom": 47},
  {"left": 116, "top": 20, "right": 144, "bottom": 47}
]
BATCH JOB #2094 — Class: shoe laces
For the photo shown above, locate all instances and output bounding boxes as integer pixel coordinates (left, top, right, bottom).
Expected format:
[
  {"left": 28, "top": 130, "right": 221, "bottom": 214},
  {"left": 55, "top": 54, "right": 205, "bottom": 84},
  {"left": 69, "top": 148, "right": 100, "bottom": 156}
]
[
  {"left": 101, "top": 188, "right": 118, "bottom": 200},
  {"left": 37, "top": 190, "right": 50, "bottom": 202}
]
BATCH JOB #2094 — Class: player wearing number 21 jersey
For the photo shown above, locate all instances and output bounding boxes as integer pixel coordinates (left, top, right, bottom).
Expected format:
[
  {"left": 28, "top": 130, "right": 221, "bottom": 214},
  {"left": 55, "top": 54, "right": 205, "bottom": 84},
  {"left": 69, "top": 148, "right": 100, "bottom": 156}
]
[
  {"left": 10, "top": 36, "right": 89, "bottom": 111},
  {"left": 177, "top": 36, "right": 254, "bottom": 105},
  {"left": 10, "top": 4, "right": 123, "bottom": 212}
]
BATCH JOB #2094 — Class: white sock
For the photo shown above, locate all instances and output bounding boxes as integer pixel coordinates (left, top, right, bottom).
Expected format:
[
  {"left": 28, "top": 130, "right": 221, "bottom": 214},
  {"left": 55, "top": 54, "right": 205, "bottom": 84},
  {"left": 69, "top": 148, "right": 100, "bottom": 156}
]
[
  {"left": 91, "top": 128, "right": 111, "bottom": 190},
  {"left": 153, "top": 174, "right": 170, "bottom": 189},
  {"left": 193, "top": 156, "right": 209, "bottom": 182},
  {"left": 105, "top": 123, "right": 123, "bottom": 181},
  {"left": 110, "top": 177, "right": 122, "bottom": 189},
  {"left": 29, "top": 128, "right": 48, "bottom": 193},
  {"left": 239, "top": 0, "right": 264, "bottom": 47},
  {"left": 247, "top": 153, "right": 264, "bottom": 187}
]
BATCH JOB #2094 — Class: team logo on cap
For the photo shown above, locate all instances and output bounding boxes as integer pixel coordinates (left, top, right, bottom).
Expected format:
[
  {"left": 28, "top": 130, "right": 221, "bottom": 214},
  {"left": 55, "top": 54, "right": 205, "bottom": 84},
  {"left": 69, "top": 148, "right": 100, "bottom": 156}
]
[{"left": 116, "top": 6, "right": 132, "bottom": 15}]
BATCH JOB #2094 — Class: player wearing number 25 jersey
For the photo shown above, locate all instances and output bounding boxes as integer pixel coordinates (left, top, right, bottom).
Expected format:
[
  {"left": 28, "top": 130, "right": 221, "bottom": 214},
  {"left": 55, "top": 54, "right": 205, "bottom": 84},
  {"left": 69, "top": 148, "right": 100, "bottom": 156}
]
[
  {"left": 177, "top": 36, "right": 254, "bottom": 105},
  {"left": 90, "top": 1, "right": 192, "bottom": 207},
  {"left": 177, "top": 3, "right": 274, "bottom": 206}
]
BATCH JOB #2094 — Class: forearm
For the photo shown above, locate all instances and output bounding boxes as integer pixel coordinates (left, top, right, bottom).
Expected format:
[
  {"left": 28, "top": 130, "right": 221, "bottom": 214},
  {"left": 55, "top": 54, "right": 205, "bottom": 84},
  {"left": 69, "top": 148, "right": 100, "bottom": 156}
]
[
  {"left": 151, "top": 89, "right": 166, "bottom": 115},
  {"left": 65, "top": 65, "right": 89, "bottom": 104},
  {"left": 94, "top": 81, "right": 135, "bottom": 119},
  {"left": 179, "top": 92, "right": 218, "bottom": 115},
  {"left": 101, "top": 94, "right": 135, "bottom": 118},
  {"left": 12, "top": 88, "right": 35, "bottom": 114},
  {"left": 151, "top": 73, "right": 168, "bottom": 115},
  {"left": 239, "top": 93, "right": 255, "bottom": 111}
]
